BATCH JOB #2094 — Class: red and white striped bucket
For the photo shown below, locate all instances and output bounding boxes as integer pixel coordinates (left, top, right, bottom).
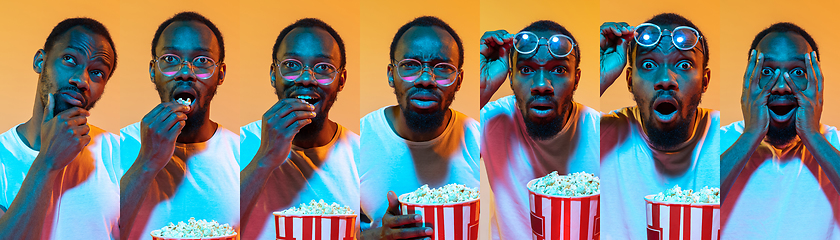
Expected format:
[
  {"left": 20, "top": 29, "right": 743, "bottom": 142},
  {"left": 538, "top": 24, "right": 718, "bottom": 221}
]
[
  {"left": 272, "top": 212, "right": 357, "bottom": 240},
  {"left": 644, "top": 195, "right": 720, "bottom": 240},
  {"left": 398, "top": 193, "right": 480, "bottom": 240},
  {"left": 150, "top": 233, "right": 238, "bottom": 240},
  {"left": 527, "top": 179, "right": 600, "bottom": 240}
]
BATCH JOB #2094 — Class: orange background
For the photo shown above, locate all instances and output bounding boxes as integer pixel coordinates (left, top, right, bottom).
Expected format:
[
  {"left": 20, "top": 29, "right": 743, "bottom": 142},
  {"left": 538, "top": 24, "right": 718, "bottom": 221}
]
[
  {"left": 720, "top": 0, "right": 840, "bottom": 127},
  {"left": 600, "top": 0, "right": 721, "bottom": 114},
  {"left": 238, "top": 0, "right": 361, "bottom": 134},
  {"left": 359, "top": 0, "right": 480, "bottom": 121},
  {"left": 0, "top": 1, "right": 121, "bottom": 133},
  {"left": 479, "top": 0, "right": 600, "bottom": 238}
]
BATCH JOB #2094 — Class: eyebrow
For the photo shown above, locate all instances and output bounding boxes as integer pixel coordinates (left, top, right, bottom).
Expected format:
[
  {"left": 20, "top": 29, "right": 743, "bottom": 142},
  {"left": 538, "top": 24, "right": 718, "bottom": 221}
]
[
  {"left": 282, "top": 52, "right": 335, "bottom": 61},
  {"left": 763, "top": 56, "right": 807, "bottom": 62},
  {"left": 402, "top": 53, "right": 452, "bottom": 63},
  {"left": 67, "top": 45, "right": 113, "bottom": 71},
  {"left": 162, "top": 46, "right": 212, "bottom": 53}
]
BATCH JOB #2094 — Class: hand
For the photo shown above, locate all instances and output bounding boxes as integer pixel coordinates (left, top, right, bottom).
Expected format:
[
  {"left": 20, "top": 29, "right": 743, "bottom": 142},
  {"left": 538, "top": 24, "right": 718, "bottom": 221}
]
[
  {"left": 788, "top": 51, "right": 823, "bottom": 138},
  {"left": 741, "top": 50, "right": 777, "bottom": 138},
  {"left": 600, "top": 22, "right": 634, "bottom": 94},
  {"left": 480, "top": 29, "right": 514, "bottom": 105},
  {"left": 38, "top": 93, "right": 91, "bottom": 171},
  {"left": 255, "top": 98, "right": 315, "bottom": 168},
  {"left": 379, "top": 191, "right": 432, "bottom": 240},
  {"left": 137, "top": 102, "right": 189, "bottom": 171}
]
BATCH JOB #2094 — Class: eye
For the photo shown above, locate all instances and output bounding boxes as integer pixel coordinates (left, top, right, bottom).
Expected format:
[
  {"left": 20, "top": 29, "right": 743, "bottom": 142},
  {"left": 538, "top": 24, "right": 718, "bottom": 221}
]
[
  {"left": 283, "top": 60, "right": 301, "bottom": 69},
  {"left": 551, "top": 66, "right": 568, "bottom": 74},
  {"left": 90, "top": 70, "right": 105, "bottom": 79},
  {"left": 641, "top": 60, "right": 656, "bottom": 70},
  {"left": 761, "top": 67, "right": 773, "bottom": 76},
  {"left": 400, "top": 61, "right": 421, "bottom": 70},
  {"left": 790, "top": 68, "right": 805, "bottom": 77},
  {"left": 519, "top": 66, "right": 534, "bottom": 74},
  {"left": 162, "top": 55, "right": 179, "bottom": 63},
  {"left": 62, "top": 55, "right": 77, "bottom": 66},
  {"left": 676, "top": 61, "right": 693, "bottom": 70}
]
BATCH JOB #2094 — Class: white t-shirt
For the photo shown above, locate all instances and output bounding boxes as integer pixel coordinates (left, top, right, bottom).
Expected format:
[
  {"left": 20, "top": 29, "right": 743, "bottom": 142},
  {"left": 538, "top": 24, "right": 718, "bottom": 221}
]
[
  {"left": 359, "top": 106, "right": 481, "bottom": 229},
  {"left": 240, "top": 120, "right": 360, "bottom": 240},
  {"left": 481, "top": 96, "right": 600, "bottom": 240},
  {"left": 721, "top": 121, "right": 840, "bottom": 239},
  {"left": 0, "top": 123, "right": 120, "bottom": 239},
  {"left": 120, "top": 122, "right": 240, "bottom": 240},
  {"left": 600, "top": 107, "right": 720, "bottom": 240}
]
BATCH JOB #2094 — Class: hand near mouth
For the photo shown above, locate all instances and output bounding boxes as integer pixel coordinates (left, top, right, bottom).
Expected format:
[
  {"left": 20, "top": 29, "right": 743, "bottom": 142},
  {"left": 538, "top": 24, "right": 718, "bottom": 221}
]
[
  {"left": 480, "top": 30, "right": 514, "bottom": 108},
  {"left": 255, "top": 98, "right": 316, "bottom": 169},
  {"left": 137, "top": 102, "right": 190, "bottom": 172},
  {"left": 38, "top": 93, "right": 92, "bottom": 171},
  {"left": 788, "top": 51, "right": 823, "bottom": 138},
  {"left": 741, "top": 50, "right": 776, "bottom": 139}
]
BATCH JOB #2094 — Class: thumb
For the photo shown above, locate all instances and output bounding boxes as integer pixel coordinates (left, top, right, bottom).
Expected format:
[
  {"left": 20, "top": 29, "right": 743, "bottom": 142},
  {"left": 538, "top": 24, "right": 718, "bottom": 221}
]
[
  {"left": 386, "top": 191, "right": 401, "bottom": 215},
  {"left": 43, "top": 93, "right": 55, "bottom": 123}
]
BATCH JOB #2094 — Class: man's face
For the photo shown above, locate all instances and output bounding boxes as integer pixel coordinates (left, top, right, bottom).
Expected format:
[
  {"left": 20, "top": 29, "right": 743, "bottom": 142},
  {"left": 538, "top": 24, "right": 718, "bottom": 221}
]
[
  {"left": 510, "top": 30, "right": 579, "bottom": 140},
  {"left": 38, "top": 26, "right": 115, "bottom": 116},
  {"left": 755, "top": 32, "right": 813, "bottom": 145},
  {"left": 389, "top": 26, "right": 461, "bottom": 133},
  {"left": 629, "top": 23, "right": 708, "bottom": 150},
  {"left": 273, "top": 27, "right": 344, "bottom": 138},
  {"left": 150, "top": 21, "right": 225, "bottom": 130}
]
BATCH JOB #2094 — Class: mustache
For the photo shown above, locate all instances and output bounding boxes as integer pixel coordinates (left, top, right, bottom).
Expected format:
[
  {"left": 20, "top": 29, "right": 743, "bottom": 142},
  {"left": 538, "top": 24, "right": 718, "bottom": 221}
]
[
  {"left": 284, "top": 85, "right": 322, "bottom": 97},
  {"left": 168, "top": 81, "right": 197, "bottom": 97},
  {"left": 407, "top": 88, "right": 441, "bottom": 99},
  {"left": 526, "top": 94, "right": 558, "bottom": 107},
  {"left": 650, "top": 90, "right": 679, "bottom": 106},
  {"left": 768, "top": 94, "right": 796, "bottom": 102},
  {"left": 55, "top": 86, "right": 88, "bottom": 106}
]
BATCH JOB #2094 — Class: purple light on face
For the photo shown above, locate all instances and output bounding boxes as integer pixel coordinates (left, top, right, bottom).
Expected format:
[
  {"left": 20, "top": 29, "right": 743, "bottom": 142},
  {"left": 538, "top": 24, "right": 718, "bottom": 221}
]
[
  {"left": 402, "top": 75, "right": 419, "bottom": 82},
  {"left": 162, "top": 71, "right": 178, "bottom": 76},
  {"left": 316, "top": 78, "right": 332, "bottom": 84},
  {"left": 196, "top": 73, "right": 213, "bottom": 79},
  {"left": 283, "top": 75, "right": 299, "bottom": 81},
  {"left": 436, "top": 79, "right": 453, "bottom": 86}
]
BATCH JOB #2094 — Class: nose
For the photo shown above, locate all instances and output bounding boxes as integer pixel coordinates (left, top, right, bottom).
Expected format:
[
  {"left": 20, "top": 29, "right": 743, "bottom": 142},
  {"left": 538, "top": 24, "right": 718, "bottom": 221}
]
[
  {"left": 412, "top": 67, "right": 437, "bottom": 88},
  {"left": 530, "top": 70, "right": 554, "bottom": 96},
  {"left": 69, "top": 69, "right": 90, "bottom": 91},
  {"left": 295, "top": 67, "right": 319, "bottom": 87},
  {"left": 769, "top": 69, "right": 792, "bottom": 95},
  {"left": 653, "top": 66, "right": 679, "bottom": 91},
  {"left": 173, "top": 61, "right": 197, "bottom": 81}
]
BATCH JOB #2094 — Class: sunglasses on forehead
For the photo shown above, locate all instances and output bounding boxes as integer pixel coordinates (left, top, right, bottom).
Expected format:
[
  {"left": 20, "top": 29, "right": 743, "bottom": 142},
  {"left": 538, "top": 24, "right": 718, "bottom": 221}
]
[
  {"left": 634, "top": 23, "right": 703, "bottom": 51},
  {"left": 513, "top": 31, "right": 577, "bottom": 58}
]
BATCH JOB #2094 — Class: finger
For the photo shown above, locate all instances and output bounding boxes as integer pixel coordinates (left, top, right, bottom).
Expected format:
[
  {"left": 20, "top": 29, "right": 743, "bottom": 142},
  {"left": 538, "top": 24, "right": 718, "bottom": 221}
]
[
  {"left": 752, "top": 52, "right": 766, "bottom": 91},
  {"left": 276, "top": 100, "right": 315, "bottom": 119},
  {"left": 72, "top": 124, "right": 91, "bottom": 136},
  {"left": 79, "top": 134, "right": 92, "bottom": 147},
  {"left": 808, "top": 51, "right": 823, "bottom": 93},
  {"left": 383, "top": 214, "right": 423, "bottom": 228},
  {"left": 163, "top": 102, "right": 190, "bottom": 114},
  {"left": 287, "top": 118, "right": 312, "bottom": 134},
  {"left": 387, "top": 227, "right": 434, "bottom": 239},
  {"left": 67, "top": 115, "right": 89, "bottom": 127},
  {"left": 763, "top": 68, "right": 781, "bottom": 93},
  {"left": 142, "top": 103, "right": 167, "bottom": 124},
  {"left": 162, "top": 112, "right": 189, "bottom": 131},
  {"left": 743, "top": 49, "right": 757, "bottom": 89},
  {"left": 59, "top": 107, "right": 90, "bottom": 119},
  {"left": 168, "top": 120, "right": 186, "bottom": 135},
  {"left": 783, "top": 72, "right": 802, "bottom": 93},
  {"left": 263, "top": 100, "right": 290, "bottom": 119},
  {"left": 43, "top": 93, "right": 55, "bottom": 123},
  {"left": 386, "top": 191, "right": 401, "bottom": 215}
]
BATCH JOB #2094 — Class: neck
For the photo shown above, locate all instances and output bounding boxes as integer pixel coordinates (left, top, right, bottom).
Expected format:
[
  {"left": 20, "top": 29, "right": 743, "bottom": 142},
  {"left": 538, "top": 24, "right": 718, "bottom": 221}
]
[
  {"left": 386, "top": 106, "right": 451, "bottom": 142},
  {"left": 17, "top": 98, "right": 48, "bottom": 151},
  {"left": 177, "top": 111, "right": 218, "bottom": 143},
  {"left": 292, "top": 119, "right": 338, "bottom": 149}
]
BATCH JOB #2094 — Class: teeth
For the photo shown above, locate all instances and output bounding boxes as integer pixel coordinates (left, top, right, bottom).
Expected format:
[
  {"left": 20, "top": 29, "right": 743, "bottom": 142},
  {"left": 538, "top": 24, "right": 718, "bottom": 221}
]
[
  {"left": 176, "top": 97, "right": 192, "bottom": 106},
  {"left": 295, "top": 95, "right": 314, "bottom": 100}
]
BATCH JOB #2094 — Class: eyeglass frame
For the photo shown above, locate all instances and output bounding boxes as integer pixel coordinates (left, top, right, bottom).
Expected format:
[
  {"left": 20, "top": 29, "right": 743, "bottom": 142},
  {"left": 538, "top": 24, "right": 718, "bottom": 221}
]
[
  {"left": 633, "top": 23, "right": 704, "bottom": 52},
  {"left": 512, "top": 31, "right": 578, "bottom": 58},
  {"left": 389, "top": 58, "right": 461, "bottom": 87},
  {"left": 153, "top": 53, "right": 219, "bottom": 80},
  {"left": 273, "top": 58, "right": 344, "bottom": 85}
]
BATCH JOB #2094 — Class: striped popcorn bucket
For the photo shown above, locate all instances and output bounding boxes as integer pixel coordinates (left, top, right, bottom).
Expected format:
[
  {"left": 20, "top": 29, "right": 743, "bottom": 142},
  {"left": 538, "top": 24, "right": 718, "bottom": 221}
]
[
  {"left": 150, "top": 233, "right": 238, "bottom": 240},
  {"left": 644, "top": 195, "right": 720, "bottom": 240},
  {"left": 527, "top": 179, "right": 600, "bottom": 240},
  {"left": 398, "top": 193, "right": 480, "bottom": 240},
  {"left": 272, "top": 212, "right": 357, "bottom": 240}
]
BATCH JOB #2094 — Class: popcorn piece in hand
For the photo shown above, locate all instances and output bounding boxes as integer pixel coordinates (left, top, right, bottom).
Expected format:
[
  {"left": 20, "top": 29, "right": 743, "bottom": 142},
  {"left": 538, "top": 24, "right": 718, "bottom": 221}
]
[
  {"left": 175, "top": 97, "right": 193, "bottom": 107},
  {"left": 529, "top": 171, "right": 600, "bottom": 197},
  {"left": 278, "top": 199, "right": 355, "bottom": 215},
  {"left": 400, "top": 183, "right": 479, "bottom": 204},
  {"left": 150, "top": 217, "right": 236, "bottom": 238},
  {"left": 653, "top": 185, "right": 720, "bottom": 204}
]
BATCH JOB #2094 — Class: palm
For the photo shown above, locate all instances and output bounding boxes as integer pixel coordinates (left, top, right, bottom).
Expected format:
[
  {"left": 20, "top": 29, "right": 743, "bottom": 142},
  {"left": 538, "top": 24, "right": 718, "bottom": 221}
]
[
  {"left": 600, "top": 38, "right": 628, "bottom": 84},
  {"left": 480, "top": 53, "right": 509, "bottom": 91}
]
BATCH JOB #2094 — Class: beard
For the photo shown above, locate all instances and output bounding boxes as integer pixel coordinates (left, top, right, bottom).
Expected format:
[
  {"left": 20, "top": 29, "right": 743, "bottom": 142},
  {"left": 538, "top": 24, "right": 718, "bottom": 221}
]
[
  {"left": 277, "top": 85, "right": 338, "bottom": 141},
  {"left": 156, "top": 81, "right": 217, "bottom": 133},
  {"left": 519, "top": 94, "right": 572, "bottom": 141},
  {"left": 39, "top": 67, "right": 95, "bottom": 117},
  {"left": 635, "top": 90, "right": 702, "bottom": 151},
  {"left": 395, "top": 87, "right": 455, "bottom": 134},
  {"left": 765, "top": 94, "right": 798, "bottom": 146}
]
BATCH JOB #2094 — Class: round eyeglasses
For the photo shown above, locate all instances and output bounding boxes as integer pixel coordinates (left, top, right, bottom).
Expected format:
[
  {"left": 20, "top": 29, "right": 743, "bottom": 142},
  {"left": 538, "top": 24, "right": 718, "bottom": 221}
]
[
  {"left": 155, "top": 54, "right": 218, "bottom": 79},
  {"left": 275, "top": 59, "right": 340, "bottom": 85},
  {"left": 634, "top": 23, "right": 702, "bottom": 51},
  {"left": 513, "top": 31, "right": 577, "bottom": 58},
  {"left": 392, "top": 59, "right": 459, "bottom": 87}
]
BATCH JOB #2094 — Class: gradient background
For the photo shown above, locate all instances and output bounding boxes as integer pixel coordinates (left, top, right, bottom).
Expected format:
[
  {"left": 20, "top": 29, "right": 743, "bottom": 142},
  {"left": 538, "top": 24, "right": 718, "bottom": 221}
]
[
  {"left": 720, "top": 0, "right": 840, "bottom": 127},
  {"left": 479, "top": 0, "right": 600, "bottom": 238},
  {"left": 0, "top": 1, "right": 121, "bottom": 133},
  {"left": 360, "top": 0, "right": 480, "bottom": 121},
  {"left": 600, "top": 0, "right": 721, "bottom": 114},
  {"left": 239, "top": 0, "right": 361, "bottom": 134}
]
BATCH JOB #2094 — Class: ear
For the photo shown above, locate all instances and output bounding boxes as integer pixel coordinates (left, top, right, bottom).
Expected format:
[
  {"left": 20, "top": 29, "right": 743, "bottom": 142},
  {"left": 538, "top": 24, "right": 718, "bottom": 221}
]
[
  {"left": 149, "top": 60, "right": 156, "bottom": 83},
  {"left": 270, "top": 63, "right": 276, "bottom": 88},
  {"left": 336, "top": 69, "right": 347, "bottom": 92},
  {"left": 701, "top": 68, "right": 711, "bottom": 93},
  {"left": 573, "top": 68, "right": 581, "bottom": 91},
  {"left": 625, "top": 67, "right": 633, "bottom": 93},
  {"left": 387, "top": 64, "right": 395, "bottom": 88},
  {"left": 217, "top": 62, "right": 227, "bottom": 85},
  {"left": 453, "top": 70, "right": 464, "bottom": 92},
  {"left": 33, "top": 49, "right": 45, "bottom": 74}
]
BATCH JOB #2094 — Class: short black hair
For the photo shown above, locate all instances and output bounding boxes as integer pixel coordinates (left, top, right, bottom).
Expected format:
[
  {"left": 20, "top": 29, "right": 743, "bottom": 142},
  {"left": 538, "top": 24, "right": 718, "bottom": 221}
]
[
  {"left": 272, "top": 18, "right": 347, "bottom": 68},
  {"left": 749, "top": 22, "right": 819, "bottom": 61},
  {"left": 517, "top": 20, "right": 581, "bottom": 67},
  {"left": 151, "top": 11, "right": 225, "bottom": 62},
  {"left": 389, "top": 16, "right": 464, "bottom": 68},
  {"left": 44, "top": 18, "right": 118, "bottom": 78},
  {"left": 629, "top": 13, "right": 710, "bottom": 68}
]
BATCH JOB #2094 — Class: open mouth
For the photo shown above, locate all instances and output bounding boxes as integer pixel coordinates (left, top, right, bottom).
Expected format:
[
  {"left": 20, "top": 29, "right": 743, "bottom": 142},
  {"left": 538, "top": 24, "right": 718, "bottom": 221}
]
[
  {"left": 769, "top": 105, "right": 795, "bottom": 116},
  {"left": 172, "top": 88, "right": 197, "bottom": 112},
  {"left": 652, "top": 96, "right": 680, "bottom": 123},
  {"left": 294, "top": 95, "right": 321, "bottom": 105},
  {"left": 654, "top": 102, "right": 677, "bottom": 115}
]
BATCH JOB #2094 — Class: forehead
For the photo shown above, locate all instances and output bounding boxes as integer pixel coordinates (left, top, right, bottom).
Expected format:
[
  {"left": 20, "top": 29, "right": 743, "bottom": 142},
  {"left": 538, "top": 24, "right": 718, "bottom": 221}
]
[
  {"left": 53, "top": 26, "right": 112, "bottom": 55},
  {"left": 277, "top": 27, "right": 339, "bottom": 59},
  {"left": 395, "top": 26, "right": 458, "bottom": 60},
  {"left": 157, "top": 21, "right": 219, "bottom": 55},
  {"left": 757, "top": 32, "right": 812, "bottom": 61}
]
